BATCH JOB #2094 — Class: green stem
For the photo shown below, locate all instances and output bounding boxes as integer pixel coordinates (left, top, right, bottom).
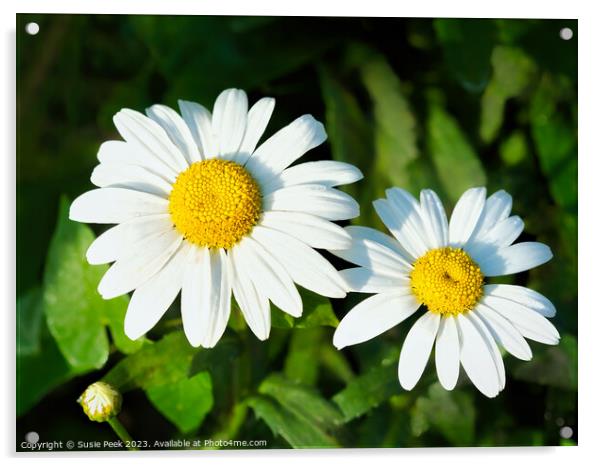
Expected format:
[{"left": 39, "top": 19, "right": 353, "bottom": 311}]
[
  {"left": 108, "top": 417, "right": 138, "bottom": 451},
  {"left": 212, "top": 402, "right": 249, "bottom": 443}
]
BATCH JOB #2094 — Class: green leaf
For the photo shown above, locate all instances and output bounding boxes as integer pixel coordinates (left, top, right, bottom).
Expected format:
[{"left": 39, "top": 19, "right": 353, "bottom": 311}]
[
  {"left": 480, "top": 46, "right": 537, "bottom": 142},
  {"left": 103, "top": 331, "right": 197, "bottom": 392},
  {"left": 248, "top": 373, "right": 344, "bottom": 447},
  {"left": 318, "top": 63, "right": 380, "bottom": 227},
  {"left": 17, "top": 329, "right": 73, "bottom": 416},
  {"left": 427, "top": 103, "right": 487, "bottom": 201},
  {"left": 105, "top": 303, "right": 146, "bottom": 355},
  {"left": 43, "top": 198, "right": 109, "bottom": 370},
  {"left": 434, "top": 19, "right": 496, "bottom": 92},
  {"left": 271, "top": 288, "right": 338, "bottom": 329},
  {"left": 189, "top": 336, "right": 241, "bottom": 377},
  {"left": 512, "top": 334, "right": 577, "bottom": 390},
  {"left": 332, "top": 356, "right": 400, "bottom": 422},
  {"left": 189, "top": 335, "right": 243, "bottom": 412},
  {"left": 17, "top": 288, "right": 74, "bottom": 416},
  {"left": 320, "top": 46, "right": 422, "bottom": 226},
  {"left": 247, "top": 395, "right": 338, "bottom": 448},
  {"left": 411, "top": 383, "right": 475, "bottom": 446},
  {"left": 500, "top": 130, "right": 529, "bottom": 167},
  {"left": 129, "top": 16, "right": 340, "bottom": 105},
  {"left": 42, "top": 197, "right": 144, "bottom": 372},
  {"left": 490, "top": 46, "right": 537, "bottom": 97},
  {"left": 318, "top": 63, "right": 372, "bottom": 176},
  {"left": 259, "top": 373, "right": 345, "bottom": 431},
  {"left": 17, "top": 287, "right": 44, "bottom": 356},
  {"left": 319, "top": 345, "right": 355, "bottom": 384},
  {"left": 269, "top": 306, "right": 295, "bottom": 329},
  {"left": 146, "top": 372, "right": 213, "bottom": 434},
  {"left": 227, "top": 300, "right": 247, "bottom": 332},
  {"left": 358, "top": 50, "right": 419, "bottom": 190},
  {"left": 295, "top": 288, "right": 339, "bottom": 328},
  {"left": 530, "top": 74, "right": 577, "bottom": 211},
  {"left": 284, "top": 328, "right": 325, "bottom": 385}
]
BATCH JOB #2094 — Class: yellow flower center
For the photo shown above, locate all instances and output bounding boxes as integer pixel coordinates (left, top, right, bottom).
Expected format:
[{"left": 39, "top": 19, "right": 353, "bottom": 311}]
[
  {"left": 410, "top": 247, "right": 484, "bottom": 316},
  {"left": 168, "top": 159, "right": 262, "bottom": 249}
]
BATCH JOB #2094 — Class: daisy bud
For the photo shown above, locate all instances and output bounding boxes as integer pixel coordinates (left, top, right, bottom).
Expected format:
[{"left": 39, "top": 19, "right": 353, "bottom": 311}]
[{"left": 77, "top": 381, "right": 122, "bottom": 422}]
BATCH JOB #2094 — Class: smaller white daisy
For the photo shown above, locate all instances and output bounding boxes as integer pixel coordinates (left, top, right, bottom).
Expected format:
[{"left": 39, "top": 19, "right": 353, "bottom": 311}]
[{"left": 330, "top": 187, "right": 559, "bottom": 398}]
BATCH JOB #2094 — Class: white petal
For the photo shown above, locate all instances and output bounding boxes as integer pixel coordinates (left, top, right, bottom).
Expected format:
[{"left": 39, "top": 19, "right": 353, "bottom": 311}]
[
  {"left": 178, "top": 100, "right": 217, "bottom": 158},
  {"left": 474, "top": 304, "right": 532, "bottom": 361},
  {"left": 181, "top": 247, "right": 209, "bottom": 347},
  {"left": 234, "top": 97, "right": 275, "bottom": 165},
  {"left": 86, "top": 214, "right": 173, "bottom": 264},
  {"left": 420, "top": 189, "right": 449, "bottom": 249},
  {"left": 246, "top": 115, "right": 327, "bottom": 185},
  {"left": 398, "top": 312, "right": 440, "bottom": 390},
  {"left": 124, "top": 243, "right": 192, "bottom": 340},
  {"left": 344, "top": 226, "right": 409, "bottom": 260},
  {"left": 259, "top": 211, "right": 351, "bottom": 250},
  {"left": 231, "top": 252, "right": 271, "bottom": 340},
  {"left": 70, "top": 188, "right": 168, "bottom": 224},
  {"left": 97, "top": 229, "right": 182, "bottom": 299},
  {"left": 484, "top": 284, "right": 556, "bottom": 317},
  {"left": 333, "top": 291, "right": 420, "bottom": 349},
  {"left": 470, "top": 190, "right": 513, "bottom": 240},
  {"left": 435, "top": 316, "right": 460, "bottom": 390},
  {"left": 373, "top": 199, "right": 425, "bottom": 260},
  {"left": 91, "top": 163, "right": 173, "bottom": 197},
  {"left": 214, "top": 250, "right": 233, "bottom": 342},
  {"left": 511, "top": 324, "right": 560, "bottom": 346},
  {"left": 478, "top": 242, "right": 553, "bottom": 276},
  {"left": 181, "top": 247, "right": 231, "bottom": 348},
  {"left": 330, "top": 236, "right": 411, "bottom": 277},
  {"left": 262, "top": 161, "right": 363, "bottom": 195},
  {"left": 250, "top": 226, "right": 347, "bottom": 298},
  {"left": 466, "top": 215, "right": 524, "bottom": 264},
  {"left": 146, "top": 104, "right": 201, "bottom": 164},
  {"left": 456, "top": 313, "right": 500, "bottom": 398},
  {"left": 233, "top": 237, "right": 302, "bottom": 318},
  {"left": 264, "top": 184, "right": 359, "bottom": 221},
  {"left": 340, "top": 268, "right": 408, "bottom": 293},
  {"left": 467, "top": 312, "right": 505, "bottom": 390},
  {"left": 212, "top": 88, "right": 248, "bottom": 158},
  {"left": 96, "top": 140, "right": 131, "bottom": 164},
  {"left": 448, "top": 187, "right": 486, "bottom": 247},
  {"left": 481, "top": 294, "right": 560, "bottom": 345},
  {"left": 483, "top": 215, "right": 525, "bottom": 247},
  {"left": 113, "top": 109, "right": 188, "bottom": 173},
  {"left": 97, "top": 140, "right": 177, "bottom": 181},
  {"left": 385, "top": 188, "right": 430, "bottom": 256}
]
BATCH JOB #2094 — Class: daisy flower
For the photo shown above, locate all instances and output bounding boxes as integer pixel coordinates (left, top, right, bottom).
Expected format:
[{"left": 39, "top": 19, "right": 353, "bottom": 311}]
[
  {"left": 330, "top": 187, "right": 559, "bottom": 398},
  {"left": 70, "top": 88, "right": 362, "bottom": 348}
]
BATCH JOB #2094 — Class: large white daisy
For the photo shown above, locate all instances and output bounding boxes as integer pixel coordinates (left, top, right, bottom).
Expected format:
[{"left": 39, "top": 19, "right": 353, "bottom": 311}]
[
  {"left": 331, "top": 187, "right": 559, "bottom": 398},
  {"left": 70, "top": 88, "right": 362, "bottom": 348}
]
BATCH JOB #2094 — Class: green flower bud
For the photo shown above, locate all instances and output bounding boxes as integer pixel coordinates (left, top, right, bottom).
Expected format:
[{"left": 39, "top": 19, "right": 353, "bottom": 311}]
[{"left": 78, "top": 381, "right": 122, "bottom": 422}]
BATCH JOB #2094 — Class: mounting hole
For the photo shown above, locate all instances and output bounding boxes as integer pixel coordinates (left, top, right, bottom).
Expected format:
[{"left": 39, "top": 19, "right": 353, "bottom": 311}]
[
  {"left": 559, "top": 426, "right": 573, "bottom": 439},
  {"left": 559, "top": 27, "right": 573, "bottom": 40},
  {"left": 25, "top": 22, "right": 39, "bottom": 35},
  {"left": 25, "top": 431, "right": 39, "bottom": 444}
]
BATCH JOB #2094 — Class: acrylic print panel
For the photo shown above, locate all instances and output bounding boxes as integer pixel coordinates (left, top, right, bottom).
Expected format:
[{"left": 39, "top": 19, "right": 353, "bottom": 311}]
[{"left": 16, "top": 14, "right": 577, "bottom": 451}]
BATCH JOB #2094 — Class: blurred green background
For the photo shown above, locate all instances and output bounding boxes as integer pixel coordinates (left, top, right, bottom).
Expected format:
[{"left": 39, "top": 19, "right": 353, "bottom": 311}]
[{"left": 16, "top": 15, "right": 577, "bottom": 449}]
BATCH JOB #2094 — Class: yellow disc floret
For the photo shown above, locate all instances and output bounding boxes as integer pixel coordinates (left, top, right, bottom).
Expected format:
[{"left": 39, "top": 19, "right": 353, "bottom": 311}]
[
  {"left": 410, "top": 247, "right": 484, "bottom": 316},
  {"left": 168, "top": 159, "right": 262, "bottom": 249}
]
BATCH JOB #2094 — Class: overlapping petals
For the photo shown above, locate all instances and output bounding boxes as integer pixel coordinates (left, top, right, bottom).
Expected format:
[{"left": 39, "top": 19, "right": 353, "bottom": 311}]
[
  {"left": 330, "top": 187, "right": 557, "bottom": 398},
  {"left": 70, "top": 88, "right": 362, "bottom": 347}
]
